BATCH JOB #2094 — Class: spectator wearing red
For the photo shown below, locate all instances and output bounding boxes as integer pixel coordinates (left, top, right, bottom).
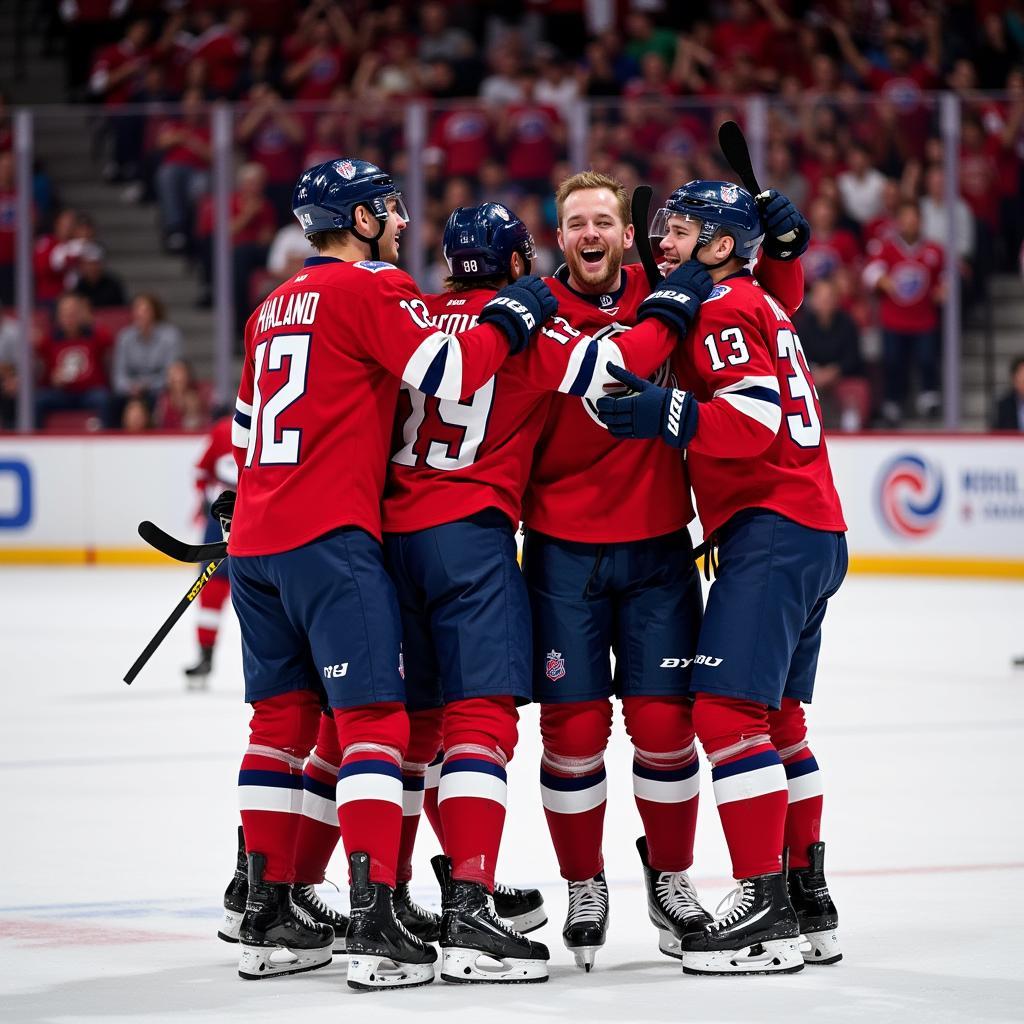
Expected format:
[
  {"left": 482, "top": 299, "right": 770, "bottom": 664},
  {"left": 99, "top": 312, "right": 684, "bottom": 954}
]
[
  {"left": 35, "top": 293, "right": 113, "bottom": 429},
  {"left": 154, "top": 88, "right": 212, "bottom": 253},
  {"left": 711, "top": 0, "right": 783, "bottom": 75},
  {"left": 236, "top": 85, "right": 304, "bottom": 216},
  {"left": 88, "top": 19, "right": 151, "bottom": 107},
  {"left": 959, "top": 116, "right": 1003, "bottom": 235},
  {"left": 237, "top": 34, "right": 285, "bottom": 96},
  {"left": 190, "top": 8, "right": 250, "bottom": 98},
  {"left": 425, "top": 106, "right": 494, "bottom": 180},
  {"left": 863, "top": 199, "right": 945, "bottom": 424},
  {"left": 34, "top": 211, "right": 81, "bottom": 307},
  {"left": 803, "top": 194, "right": 862, "bottom": 298},
  {"left": 496, "top": 90, "right": 565, "bottom": 193},
  {"left": 282, "top": 4, "right": 354, "bottom": 102},
  {"left": 154, "top": 359, "right": 210, "bottom": 431},
  {"left": 863, "top": 177, "right": 902, "bottom": 246}
]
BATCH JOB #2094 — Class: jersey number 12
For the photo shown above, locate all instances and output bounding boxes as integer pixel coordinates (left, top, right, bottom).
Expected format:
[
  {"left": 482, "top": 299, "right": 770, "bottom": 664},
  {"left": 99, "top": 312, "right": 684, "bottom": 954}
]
[{"left": 244, "top": 333, "right": 311, "bottom": 467}]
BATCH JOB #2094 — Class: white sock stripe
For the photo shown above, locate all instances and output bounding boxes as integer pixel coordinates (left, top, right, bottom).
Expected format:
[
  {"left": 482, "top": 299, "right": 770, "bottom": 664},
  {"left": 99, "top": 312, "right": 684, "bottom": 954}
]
[
  {"left": 196, "top": 608, "right": 222, "bottom": 629},
  {"left": 632, "top": 742, "right": 698, "bottom": 770},
  {"left": 437, "top": 770, "right": 508, "bottom": 807},
  {"left": 541, "top": 749, "right": 606, "bottom": 776},
  {"left": 245, "top": 744, "right": 305, "bottom": 770},
  {"left": 777, "top": 740, "right": 809, "bottom": 763},
  {"left": 632, "top": 771, "right": 700, "bottom": 804},
  {"left": 706, "top": 734, "right": 772, "bottom": 766},
  {"left": 787, "top": 768, "right": 824, "bottom": 804},
  {"left": 445, "top": 742, "right": 507, "bottom": 768},
  {"left": 336, "top": 772, "right": 403, "bottom": 808},
  {"left": 239, "top": 785, "right": 304, "bottom": 815},
  {"left": 342, "top": 741, "right": 401, "bottom": 763},
  {"left": 401, "top": 760, "right": 429, "bottom": 775},
  {"left": 712, "top": 762, "right": 789, "bottom": 805},
  {"left": 402, "top": 788, "right": 426, "bottom": 816},
  {"left": 425, "top": 761, "right": 442, "bottom": 790},
  {"left": 308, "top": 751, "right": 340, "bottom": 776},
  {"left": 540, "top": 776, "right": 607, "bottom": 815},
  {"left": 301, "top": 790, "right": 338, "bottom": 826}
]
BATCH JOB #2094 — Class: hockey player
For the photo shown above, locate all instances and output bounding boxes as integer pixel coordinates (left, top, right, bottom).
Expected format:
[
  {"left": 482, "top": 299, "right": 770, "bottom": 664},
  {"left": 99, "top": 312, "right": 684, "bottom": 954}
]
[
  {"left": 224, "top": 158, "right": 558, "bottom": 990},
  {"left": 184, "top": 415, "right": 237, "bottom": 688},
  {"left": 596, "top": 180, "right": 845, "bottom": 976},
  {"left": 381, "top": 201, "right": 707, "bottom": 983},
  {"left": 522, "top": 171, "right": 808, "bottom": 971}
]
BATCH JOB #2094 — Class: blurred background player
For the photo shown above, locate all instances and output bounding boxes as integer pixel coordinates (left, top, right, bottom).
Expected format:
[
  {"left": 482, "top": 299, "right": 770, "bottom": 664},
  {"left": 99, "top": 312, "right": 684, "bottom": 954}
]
[
  {"left": 597, "top": 180, "right": 844, "bottom": 976},
  {"left": 522, "top": 171, "right": 806, "bottom": 971},
  {"left": 226, "top": 157, "right": 555, "bottom": 989},
  {"left": 184, "top": 414, "right": 236, "bottom": 689}
]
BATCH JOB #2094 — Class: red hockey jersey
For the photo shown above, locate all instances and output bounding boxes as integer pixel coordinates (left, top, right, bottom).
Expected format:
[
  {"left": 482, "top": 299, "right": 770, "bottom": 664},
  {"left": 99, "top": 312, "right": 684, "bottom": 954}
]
[
  {"left": 676, "top": 271, "right": 847, "bottom": 539},
  {"left": 524, "top": 257, "right": 806, "bottom": 544},
  {"left": 382, "top": 286, "right": 679, "bottom": 532},
  {"left": 195, "top": 416, "right": 238, "bottom": 509},
  {"left": 863, "top": 235, "right": 943, "bottom": 333},
  {"left": 228, "top": 256, "right": 513, "bottom": 556}
]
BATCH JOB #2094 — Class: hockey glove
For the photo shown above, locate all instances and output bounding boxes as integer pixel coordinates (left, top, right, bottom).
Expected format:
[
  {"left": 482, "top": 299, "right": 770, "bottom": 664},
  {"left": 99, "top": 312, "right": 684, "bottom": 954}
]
[
  {"left": 636, "top": 259, "right": 714, "bottom": 336},
  {"left": 595, "top": 363, "right": 699, "bottom": 449},
  {"left": 757, "top": 189, "right": 810, "bottom": 261},
  {"left": 479, "top": 275, "right": 558, "bottom": 355},
  {"left": 211, "top": 489, "right": 236, "bottom": 540}
]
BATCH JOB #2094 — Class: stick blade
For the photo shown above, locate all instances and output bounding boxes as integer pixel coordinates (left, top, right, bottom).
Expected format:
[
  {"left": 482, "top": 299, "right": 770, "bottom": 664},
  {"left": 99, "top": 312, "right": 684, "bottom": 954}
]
[
  {"left": 630, "top": 185, "right": 660, "bottom": 288},
  {"left": 717, "top": 119, "right": 760, "bottom": 197}
]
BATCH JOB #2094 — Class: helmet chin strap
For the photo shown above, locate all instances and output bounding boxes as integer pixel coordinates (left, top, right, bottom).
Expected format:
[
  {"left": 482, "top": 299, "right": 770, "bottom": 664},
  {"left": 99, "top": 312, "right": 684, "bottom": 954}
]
[
  {"left": 691, "top": 233, "right": 735, "bottom": 271},
  {"left": 350, "top": 203, "right": 386, "bottom": 261}
]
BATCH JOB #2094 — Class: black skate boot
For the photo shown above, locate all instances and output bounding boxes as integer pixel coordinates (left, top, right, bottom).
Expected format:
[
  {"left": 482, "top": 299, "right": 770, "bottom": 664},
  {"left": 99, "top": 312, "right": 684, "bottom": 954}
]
[
  {"left": 788, "top": 842, "right": 841, "bottom": 965},
  {"left": 432, "top": 856, "right": 549, "bottom": 984},
  {"left": 184, "top": 644, "right": 213, "bottom": 689},
  {"left": 393, "top": 881, "right": 441, "bottom": 942},
  {"left": 680, "top": 872, "right": 803, "bottom": 976},
  {"left": 562, "top": 872, "right": 609, "bottom": 972},
  {"left": 493, "top": 882, "right": 547, "bottom": 934},
  {"left": 345, "top": 852, "right": 437, "bottom": 991},
  {"left": 636, "top": 836, "right": 711, "bottom": 960},
  {"left": 217, "top": 826, "right": 247, "bottom": 943},
  {"left": 237, "top": 852, "right": 334, "bottom": 980},
  {"left": 292, "top": 883, "right": 349, "bottom": 954}
]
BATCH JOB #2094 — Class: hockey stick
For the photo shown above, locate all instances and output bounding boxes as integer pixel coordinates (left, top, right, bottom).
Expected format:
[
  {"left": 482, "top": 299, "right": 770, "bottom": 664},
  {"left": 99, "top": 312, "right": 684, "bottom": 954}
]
[
  {"left": 630, "top": 185, "right": 662, "bottom": 288},
  {"left": 139, "top": 520, "right": 227, "bottom": 563},
  {"left": 123, "top": 556, "right": 227, "bottom": 685},
  {"left": 717, "top": 120, "right": 762, "bottom": 198}
]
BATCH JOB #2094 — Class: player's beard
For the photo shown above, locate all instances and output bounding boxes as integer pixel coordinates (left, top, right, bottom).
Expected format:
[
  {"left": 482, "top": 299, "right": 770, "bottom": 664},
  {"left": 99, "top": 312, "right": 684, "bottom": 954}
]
[{"left": 566, "top": 235, "right": 625, "bottom": 294}]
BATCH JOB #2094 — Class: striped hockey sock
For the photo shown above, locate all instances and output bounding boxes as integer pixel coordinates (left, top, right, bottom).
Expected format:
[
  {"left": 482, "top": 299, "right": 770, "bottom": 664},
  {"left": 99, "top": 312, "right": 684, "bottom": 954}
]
[
  {"left": 632, "top": 741, "right": 701, "bottom": 871},
  {"left": 293, "top": 714, "right": 341, "bottom": 885},
  {"left": 238, "top": 743, "right": 306, "bottom": 883},
  {"left": 540, "top": 750, "right": 607, "bottom": 881}
]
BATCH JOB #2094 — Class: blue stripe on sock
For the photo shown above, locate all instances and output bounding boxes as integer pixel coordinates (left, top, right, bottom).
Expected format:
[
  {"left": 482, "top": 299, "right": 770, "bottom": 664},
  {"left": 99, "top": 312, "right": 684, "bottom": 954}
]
[
  {"left": 539, "top": 766, "right": 606, "bottom": 792},
  {"left": 402, "top": 774, "right": 426, "bottom": 792},
  {"left": 238, "top": 769, "right": 302, "bottom": 790},
  {"left": 440, "top": 757, "right": 507, "bottom": 782},
  {"left": 784, "top": 756, "right": 819, "bottom": 780},
  {"left": 337, "top": 758, "right": 403, "bottom": 782},
  {"left": 302, "top": 775, "right": 336, "bottom": 801},
  {"left": 632, "top": 758, "right": 699, "bottom": 783},
  {"left": 710, "top": 749, "right": 782, "bottom": 782}
]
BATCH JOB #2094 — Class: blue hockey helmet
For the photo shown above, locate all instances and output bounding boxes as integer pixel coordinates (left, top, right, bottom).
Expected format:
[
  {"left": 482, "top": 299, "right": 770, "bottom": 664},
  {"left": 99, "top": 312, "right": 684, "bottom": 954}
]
[
  {"left": 442, "top": 203, "right": 536, "bottom": 279},
  {"left": 651, "top": 180, "right": 764, "bottom": 261},
  {"left": 291, "top": 158, "right": 408, "bottom": 238}
]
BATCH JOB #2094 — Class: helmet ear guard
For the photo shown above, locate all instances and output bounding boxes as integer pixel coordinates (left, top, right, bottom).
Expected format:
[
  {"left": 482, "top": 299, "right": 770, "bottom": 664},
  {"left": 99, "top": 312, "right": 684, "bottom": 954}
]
[{"left": 442, "top": 203, "right": 535, "bottom": 280}]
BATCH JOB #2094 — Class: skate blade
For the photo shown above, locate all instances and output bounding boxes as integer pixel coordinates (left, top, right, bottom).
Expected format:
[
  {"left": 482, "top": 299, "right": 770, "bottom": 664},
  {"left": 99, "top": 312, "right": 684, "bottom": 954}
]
[
  {"left": 682, "top": 938, "right": 804, "bottom": 976},
  {"left": 567, "top": 945, "right": 602, "bottom": 972},
  {"left": 346, "top": 954, "right": 435, "bottom": 991},
  {"left": 238, "top": 942, "right": 333, "bottom": 980},
  {"left": 800, "top": 929, "right": 842, "bottom": 965},
  {"left": 332, "top": 935, "right": 348, "bottom": 955},
  {"left": 502, "top": 906, "right": 548, "bottom": 934},
  {"left": 441, "top": 947, "right": 548, "bottom": 984},
  {"left": 217, "top": 908, "right": 243, "bottom": 943},
  {"left": 657, "top": 928, "right": 682, "bottom": 960}
]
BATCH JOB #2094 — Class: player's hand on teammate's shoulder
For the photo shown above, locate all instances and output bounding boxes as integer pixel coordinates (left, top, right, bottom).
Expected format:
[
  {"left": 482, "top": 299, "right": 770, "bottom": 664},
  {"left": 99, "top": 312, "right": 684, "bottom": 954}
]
[
  {"left": 595, "top": 363, "right": 699, "bottom": 450},
  {"left": 478, "top": 274, "right": 559, "bottom": 355},
  {"left": 757, "top": 189, "right": 811, "bottom": 261},
  {"left": 636, "top": 258, "right": 713, "bottom": 335}
]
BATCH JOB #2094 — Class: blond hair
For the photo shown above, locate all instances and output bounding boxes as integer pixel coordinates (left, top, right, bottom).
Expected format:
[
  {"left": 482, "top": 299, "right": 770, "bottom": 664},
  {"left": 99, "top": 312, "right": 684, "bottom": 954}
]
[{"left": 555, "top": 171, "right": 630, "bottom": 229}]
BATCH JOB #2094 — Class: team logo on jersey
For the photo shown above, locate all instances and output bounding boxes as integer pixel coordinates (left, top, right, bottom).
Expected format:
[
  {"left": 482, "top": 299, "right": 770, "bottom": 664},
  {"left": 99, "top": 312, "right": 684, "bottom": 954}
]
[
  {"left": 599, "top": 293, "right": 614, "bottom": 308},
  {"left": 877, "top": 453, "right": 944, "bottom": 538},
  {"left": 545, "top": 650, "right": 566, "bottom": 682},
  {"left": 706, "top": 284, "right": 732, "bottom": 302},
  {"left": 335, "top": 160, "right": 357, "bottom": 180},
  {"left": 720, "top": 184, "right": 740, "bottom": 204},
  {"left": 354, "top": 260, "right": 395, "bottom": 273}
]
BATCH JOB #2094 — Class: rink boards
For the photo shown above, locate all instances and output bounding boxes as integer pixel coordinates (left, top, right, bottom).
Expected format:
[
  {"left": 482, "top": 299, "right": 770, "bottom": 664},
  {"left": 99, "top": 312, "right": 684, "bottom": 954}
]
[{"left": 0, "top": 432, "right": 1023, "bottom": 577}]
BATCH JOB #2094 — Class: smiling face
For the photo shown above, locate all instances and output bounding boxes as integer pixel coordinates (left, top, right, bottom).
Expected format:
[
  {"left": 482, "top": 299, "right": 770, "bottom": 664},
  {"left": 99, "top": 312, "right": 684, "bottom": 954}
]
[
  {"left": 379, "top": 195, "right": 409, "bottom": 264},
  {"left": 557, "top": 187, "right": 634, "bottom": 294}
]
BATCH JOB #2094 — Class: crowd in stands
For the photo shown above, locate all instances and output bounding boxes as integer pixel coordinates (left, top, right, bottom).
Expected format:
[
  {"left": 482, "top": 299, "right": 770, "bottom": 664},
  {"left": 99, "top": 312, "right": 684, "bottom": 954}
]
[{"left": 3, "top": 0, "right": 1024, "bottom": 431}]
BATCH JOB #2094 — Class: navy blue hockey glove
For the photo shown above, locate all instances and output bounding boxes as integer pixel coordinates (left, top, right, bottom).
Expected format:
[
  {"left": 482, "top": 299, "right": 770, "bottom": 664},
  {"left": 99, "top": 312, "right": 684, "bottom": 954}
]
[
  {"left": 636, "top": 259, "right": 714, "bottom": 336},
  {"left": 595, "top": 363, "right": 699, "bottom": 449},
  {"left": 211, "top": 489, "right": 235, "bottom": 540},
  {"left": 478, "top": 275, "right": 558, "bottom": 355},
  {"left": 757, "top": 189, "right": 810, "bottom": 261}
]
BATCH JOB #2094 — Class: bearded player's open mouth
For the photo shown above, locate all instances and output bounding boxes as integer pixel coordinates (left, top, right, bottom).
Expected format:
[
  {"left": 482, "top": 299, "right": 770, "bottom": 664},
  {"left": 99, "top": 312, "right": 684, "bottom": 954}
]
[{"left": 581, "top": 247, "right": 605, "bottom": 265}]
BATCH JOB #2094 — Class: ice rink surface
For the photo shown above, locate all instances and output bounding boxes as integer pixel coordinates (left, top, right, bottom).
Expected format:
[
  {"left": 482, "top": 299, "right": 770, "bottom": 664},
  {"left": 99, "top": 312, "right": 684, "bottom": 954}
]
[{"left": 2, "top": 567, "right": 1023, "bottom": 1024}]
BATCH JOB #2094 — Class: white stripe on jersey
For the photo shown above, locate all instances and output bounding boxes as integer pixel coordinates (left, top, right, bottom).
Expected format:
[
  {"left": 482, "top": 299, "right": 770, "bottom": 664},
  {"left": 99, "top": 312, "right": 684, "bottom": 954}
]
[
  {"left": 231, "top": 418, "right": 249, "bottom": 449},
  {"left": 401, "top": 330, "right": 465, "bottom": 401},
  {"left": 712, "top": 374, "right": 780, "bottom": 398},
  {"left": 720, "top": 392, "right": 782, "bottom": 433}
]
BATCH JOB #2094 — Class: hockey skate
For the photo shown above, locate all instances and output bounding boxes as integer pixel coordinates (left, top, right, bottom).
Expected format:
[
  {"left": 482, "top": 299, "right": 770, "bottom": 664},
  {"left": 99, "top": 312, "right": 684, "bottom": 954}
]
[
  {"left": 636, "top": 836, "right": 711, "bottom": 960},
  {"left": 432, "top": 856, "right": 549, "bottom": 984},
  {"left": 788, "top": 842, "right": 842, "bottom": 965},
  {"left": 562, "top": 872, "right": 609, "bottom": 971},
  {"left": 493, "top": 882, "right": 547, "bottom": 934},
  {"left": 184, "top": 645, "right": 213, "bottom": 689},
  {"left": 345, "top": 852, "right": 436, "bottom": 991},
  {"left": 217, "top": 826, "right": 247, "bottom": 942},
  {"left": 680, "top": 872, "right": 804, "bottom": 976},
  {"left": 237, "top": 852, "right": 334, "bottom": 980},
  {"left": 293, "top": 883, "right": 349, "bottom": 954},
  {"left": 393, "top": 881, "right": 441, "bottom": 942}
]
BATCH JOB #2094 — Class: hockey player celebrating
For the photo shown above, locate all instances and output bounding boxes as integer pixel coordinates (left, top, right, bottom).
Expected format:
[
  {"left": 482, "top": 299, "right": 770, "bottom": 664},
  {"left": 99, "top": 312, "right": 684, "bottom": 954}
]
[
  {"left": 224, "top": 158, "right": 558, "bottom": 990},
  {"left": 381, "top": 201, "right": 705, "bottom": 983},
  {"left": 522, "top": 172, "right": 807, "bottom": 971},
  {"left": 596, "top": 180, "right": 845, "bottom": 976}
]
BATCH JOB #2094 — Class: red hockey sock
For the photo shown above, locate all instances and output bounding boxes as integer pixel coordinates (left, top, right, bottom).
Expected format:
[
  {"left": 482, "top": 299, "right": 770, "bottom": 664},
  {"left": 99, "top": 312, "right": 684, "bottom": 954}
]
[
  {"left": 293, "top": 712, "right": 342, "bottom": 885},
  {"left": 422, "top": 748, "right": 444, "bottom": 847},
  {"left": 693, "top": 693, "right": 789, "bottom": 880},
  {"left": 539, "top": 699, "right": 613, "bottom": 881},
  {"left": 334, "top": 702, "right": 409, "bottom": 888},
  {"left": 439, "top": 697, "right": 519, "bottom": 891},
  {"left": 769, "top": 698, "right": 823, "bottom": 870},
  {"left": 196, "top": 572, "right": 230, "bottom": 649},
  {"left": 238, "top": 690, "right": 322, "bottom": 883},
  {"left": 396, "top": 707, "right": 445, "bottom": 884},
  {"left": 623, "top": 696, "right": 700, "bottom": 871}
]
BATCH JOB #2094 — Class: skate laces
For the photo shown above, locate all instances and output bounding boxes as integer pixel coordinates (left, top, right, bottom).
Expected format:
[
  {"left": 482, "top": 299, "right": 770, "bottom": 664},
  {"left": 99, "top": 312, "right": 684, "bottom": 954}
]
[
  {"left": 290, "top": 896, "right": 319, "bottom": 930},
  {"left": 297, "top": 884, "right": 344, "bottom": 923},
  {"left": 566, "top": 877, "right": 608, "bottom": 925},
  {"left": 398, "top": 885, "right": 437, "bottom": 921},
  {"left": 655, "top": 870, "right": 704, "bottom": 922},
  {"left": 494, "top": 883, "right": 518, "bottom": 898},
  {"left": 711, "top": 880, "right": 755, "bottom": 931}
]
